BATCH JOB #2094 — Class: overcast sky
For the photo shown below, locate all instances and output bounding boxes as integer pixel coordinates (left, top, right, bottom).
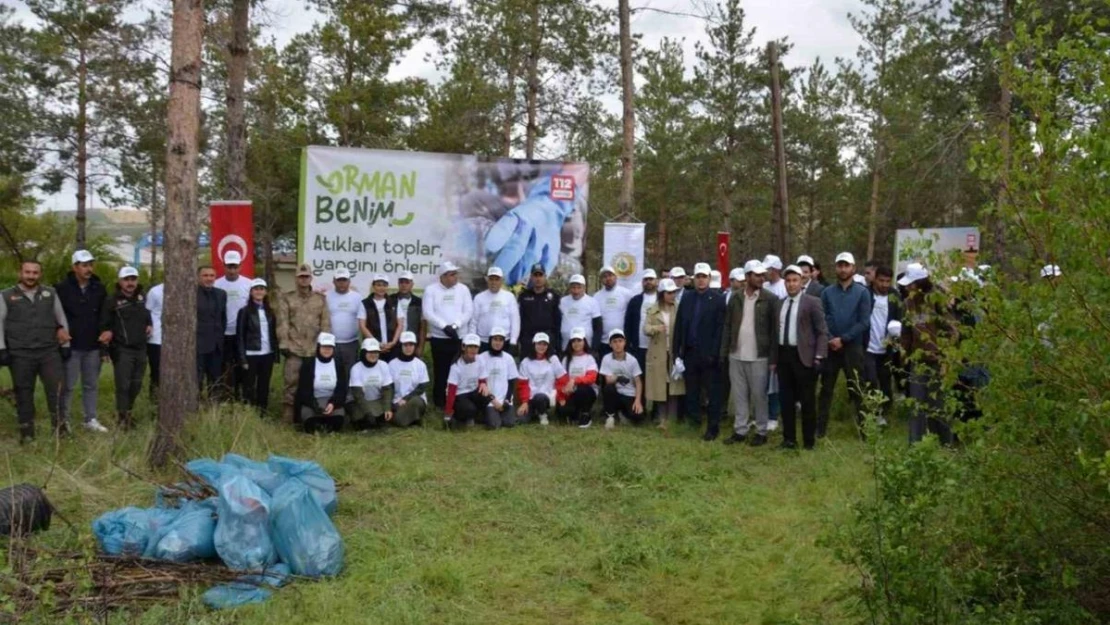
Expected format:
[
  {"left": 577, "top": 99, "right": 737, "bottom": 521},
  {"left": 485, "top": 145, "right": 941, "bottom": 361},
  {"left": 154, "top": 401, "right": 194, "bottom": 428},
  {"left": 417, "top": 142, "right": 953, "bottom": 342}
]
[{"left": 9, "top": 0, "right": 866, "bottom": 211}]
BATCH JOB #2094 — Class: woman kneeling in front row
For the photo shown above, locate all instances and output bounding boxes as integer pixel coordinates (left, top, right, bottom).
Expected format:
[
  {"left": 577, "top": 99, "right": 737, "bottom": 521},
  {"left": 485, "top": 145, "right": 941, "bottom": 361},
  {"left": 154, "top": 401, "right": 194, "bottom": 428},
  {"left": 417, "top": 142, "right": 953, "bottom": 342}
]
[
  {"left": 387, "top": 331, "right": 429, "bottom": 427},
  {"left": 558, "top": 328, "right": 599, "bottom": 428},
  {"left": 295, "top": 332, "right": 348, "bottom": 433},
  {"left": 517, "top": 332, "right": 567, "bottom": 425},
  {"left": 348, "top": 337, "right": 393, "bottom": 430}
]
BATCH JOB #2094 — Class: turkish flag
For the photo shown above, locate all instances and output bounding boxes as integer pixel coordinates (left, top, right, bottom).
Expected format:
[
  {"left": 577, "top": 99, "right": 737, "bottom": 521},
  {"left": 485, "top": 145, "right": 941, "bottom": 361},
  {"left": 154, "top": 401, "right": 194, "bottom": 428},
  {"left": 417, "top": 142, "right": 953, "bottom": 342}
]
[
  {"left": 717, "top": 232, "right": 730, "bottom": 280},
  {"left": 210, "top": 200, "right": 254, "bottom": 277}
]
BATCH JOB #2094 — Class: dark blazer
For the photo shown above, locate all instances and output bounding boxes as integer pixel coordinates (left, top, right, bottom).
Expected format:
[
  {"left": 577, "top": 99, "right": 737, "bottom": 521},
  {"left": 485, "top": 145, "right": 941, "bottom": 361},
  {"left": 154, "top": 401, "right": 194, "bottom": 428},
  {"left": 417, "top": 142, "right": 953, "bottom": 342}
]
[
  {"left": 804, "top": 280, "right": 825, "bottom": 298},
  {"left": 294, "top": 354, "right": 349, "bottom": 419},
  {"left": 236, "top": 301, "right": 279, "bottom": 361},
  {"left": 388, "top": 292, "right": 423, "bottom": 336},
  {"left": 771, "top": 293, "right": 828, "bottom": 368},
  {"left": 196, "top": 286, "right": 227, "bottom": 355},
  {"left": 623, "top": 293, "right": 656, "bottom": 351},
  {"left": 672, "top": 287, "right": 726, "bottom": 359},
  {"left": 361, "top": 295, "right": 398, "bottom": 343},
  {"left": 720, "top": 288, "right": 778, "bottom": 362},
  {"left": 55, "top": 272, "right": 108, "bottom": 350}
]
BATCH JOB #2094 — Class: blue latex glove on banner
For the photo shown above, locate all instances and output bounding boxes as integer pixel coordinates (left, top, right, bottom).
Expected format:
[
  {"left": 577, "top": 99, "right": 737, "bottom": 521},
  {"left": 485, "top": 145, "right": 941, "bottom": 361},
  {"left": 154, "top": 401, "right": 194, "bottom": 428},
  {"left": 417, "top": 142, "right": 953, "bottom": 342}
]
[{"left": 485, "top": 175, "right": 575, "bottom": 285}]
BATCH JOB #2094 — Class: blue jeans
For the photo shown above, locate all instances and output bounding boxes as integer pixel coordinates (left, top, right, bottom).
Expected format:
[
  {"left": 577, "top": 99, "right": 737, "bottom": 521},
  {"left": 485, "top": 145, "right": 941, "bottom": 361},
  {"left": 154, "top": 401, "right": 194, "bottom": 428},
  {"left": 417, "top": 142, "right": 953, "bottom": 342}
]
[{"left": 62, "top": 348, "right": 102, "bottom": 423}]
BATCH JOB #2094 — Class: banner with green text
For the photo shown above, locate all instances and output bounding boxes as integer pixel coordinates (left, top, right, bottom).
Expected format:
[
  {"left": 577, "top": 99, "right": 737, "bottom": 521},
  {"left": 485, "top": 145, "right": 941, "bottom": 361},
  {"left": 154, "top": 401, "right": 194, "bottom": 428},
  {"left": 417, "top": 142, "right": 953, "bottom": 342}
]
[{"left": 299, "top": 146, "right": 590, "bottom": 293}]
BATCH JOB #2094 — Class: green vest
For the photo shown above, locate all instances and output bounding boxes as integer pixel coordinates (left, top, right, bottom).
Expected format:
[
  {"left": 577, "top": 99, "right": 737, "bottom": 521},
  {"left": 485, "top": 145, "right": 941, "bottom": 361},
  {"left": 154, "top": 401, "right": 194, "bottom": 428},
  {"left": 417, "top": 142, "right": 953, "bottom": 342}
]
[{"left": 3, "top": 285, "right": 59, "bottom": 351}]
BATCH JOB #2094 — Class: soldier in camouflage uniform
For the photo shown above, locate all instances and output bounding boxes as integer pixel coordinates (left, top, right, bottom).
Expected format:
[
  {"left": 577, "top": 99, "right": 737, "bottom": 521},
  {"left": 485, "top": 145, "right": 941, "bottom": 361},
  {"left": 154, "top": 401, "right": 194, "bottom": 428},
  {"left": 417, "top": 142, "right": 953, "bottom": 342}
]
[{"left": 276, "top": 264, "right": 331, "bottom": 424}]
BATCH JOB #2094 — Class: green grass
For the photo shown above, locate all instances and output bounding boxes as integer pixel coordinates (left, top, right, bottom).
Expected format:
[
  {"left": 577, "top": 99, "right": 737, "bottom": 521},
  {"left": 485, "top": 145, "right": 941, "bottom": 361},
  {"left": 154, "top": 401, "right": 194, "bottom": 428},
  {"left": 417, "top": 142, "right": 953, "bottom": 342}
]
[{"left": 0, "top": 366, "right": 872, "bottom": 625}]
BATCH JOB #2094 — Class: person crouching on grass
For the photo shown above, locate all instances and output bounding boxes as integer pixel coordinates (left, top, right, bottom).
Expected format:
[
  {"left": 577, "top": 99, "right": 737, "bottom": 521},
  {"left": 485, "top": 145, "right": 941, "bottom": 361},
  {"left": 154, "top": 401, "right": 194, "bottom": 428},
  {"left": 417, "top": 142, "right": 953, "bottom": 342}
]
[
  {"left": 599, "top": 329, "right": 644, "bottom": 429},
  {"left": 477, "top": 327, "right": 520, "bottom": 429},
  {"left": 443, "top": 333, "right": 490, "bottom": 429},
  {"left": 387, "top": 331, "right": 430, "bottom": 427},
  {"left": 348, "top": 338, "right": 394, "bottom": 430},
  {"left": 557, "top": 328, "right": 599, "bottom": 428},
  {"left": 295, "top": 332, "right": 348, "bottom": 434},
  {"left": 517, "top": 332, "right": 567, "bottom": 426}
]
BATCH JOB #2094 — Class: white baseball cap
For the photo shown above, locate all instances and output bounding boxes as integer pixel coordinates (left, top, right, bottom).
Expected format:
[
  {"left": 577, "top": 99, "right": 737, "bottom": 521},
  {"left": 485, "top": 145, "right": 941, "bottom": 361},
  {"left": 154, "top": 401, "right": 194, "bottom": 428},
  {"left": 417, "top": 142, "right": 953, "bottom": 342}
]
[
  {"left": 118, "top": 266, "right": 139, "bottom": 279},
  {"left": 361, "top": 338, "right": 381, "bottom": 352},
  {"left": 898, "top": 263, "right": 930, "bottom": 286},
  {"left": 728, "top": 268, "right": 745, "bottom": 282},
  {"left": 670, "top": 266, "right": 687, "bottom": 278},
  {"left": 568, "top": 274, "right": 586, "bottom": 285},
  {"left": 783, "top": 264, "right": 803, "bottom": 277},
  {"left": 440, "top": 261, "right": 460, "bottom": 275},
  {"left": 607, "top": 328, "right": 625, "bottom": 342},
  {"left": 372, "top": 274, "right": 390, "bottom": 285},
  {"left": 333, "top": 268, "right": 351, "bottom": 280},
  {"left": 223, "top": 250, "right": 242, "bottom": 266},
  {"left": 317, "top": 332, "right": 337, "bottom": 347},
  {"left": 71, "top": 250, "right": 94, "bottom": 264},
  {"left": 400, "top": 331, "right": 417, "bottom": 344},
  {"left": 642, "top": 269, "right": 657, "bottom": 280},
  {"left": 853, "top": 274, "right": 867, "bottom": 284},
  {"left": 835, "top": 252, "right": 856, "bottom": 265},
  {"left": 250, "top": 278, "right": 268, "bottom": 289},
  {"left": 533, "top": 332, "right": 551, "bottom": 344},
  {"left": 399, "top": 271, "right": 415, "bottom": 282},
  {"left": 599, "top": 265, "right": 616, "bottom": 276},
  {"left": 796, "top": 255, "right": 815, "bottom": 267},
  {"left": 487, "top": 266, "right": 504, "bottom": 278},
  {"left": 489, "top": 326, "right": 508, "bottom": 338},
  {"left": 569, "top": 327, "right": 587, "bottom": 341},
  {"left": 462, "top": 333, "right": 481, "bottom": 347},
  {"left": 693, "top": 262, "right": 712, "bottom": 276},
  {"left": 1040, "top": 264, "right": 1062, "bottom": 278},
  {"left": 743, "top": 260, "right": 767, "bottom": 275},
  {"left": 659, "top": 278, "right": 680, "bottom": 292},
  {"left": 709, "top": 270, "right": 722, "bottom": 289},
  {"left": 762, "top": 254, "right": 783, "bottom": 270},
  {"left": 886, "top": 320, "right": 903, "bottom": 338}
]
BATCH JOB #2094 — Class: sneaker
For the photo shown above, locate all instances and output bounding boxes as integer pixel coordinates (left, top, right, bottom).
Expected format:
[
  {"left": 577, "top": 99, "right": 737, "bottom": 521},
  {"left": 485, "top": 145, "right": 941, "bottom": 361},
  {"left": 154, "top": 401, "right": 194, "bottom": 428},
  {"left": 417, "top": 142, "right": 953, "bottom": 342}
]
[
  {"left": 767, "top": 420, "right": 779, "bottom": 432},
  {"left": 84, "top": 419, "right": 109, "bottom": 433},
  {"left": 578, "top": 418, "right": 593, "bottom": 429},
  {"left": 604, "top": 415, "right": 616, "bottom": 430},
  {"left": 540, "top": 415, "right": 550, "bottom": 426},
  {"left": 723, "top": 432, "right": 747, "bottom": 445},
  {"left": 751, "top": 434, "right": 768, "bottom": 447},
  {"left": 701, "top": 429, "right": 720, "bottom": 442}
]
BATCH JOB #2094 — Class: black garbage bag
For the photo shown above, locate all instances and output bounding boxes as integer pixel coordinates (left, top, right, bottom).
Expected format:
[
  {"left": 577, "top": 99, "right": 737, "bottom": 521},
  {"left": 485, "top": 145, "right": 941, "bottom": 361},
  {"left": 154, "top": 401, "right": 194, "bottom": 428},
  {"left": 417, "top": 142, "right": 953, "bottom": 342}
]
[{"left": 0, "top": 483, "right": 52, "bottom": 536}]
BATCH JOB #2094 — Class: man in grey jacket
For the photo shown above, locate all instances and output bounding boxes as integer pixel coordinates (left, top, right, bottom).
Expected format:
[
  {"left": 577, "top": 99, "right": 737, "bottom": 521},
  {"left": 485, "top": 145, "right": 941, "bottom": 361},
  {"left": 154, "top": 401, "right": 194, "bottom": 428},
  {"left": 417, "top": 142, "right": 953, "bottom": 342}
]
[
  {"left": 772, "top": 265, "right": 828, "bottom": 449},
  {"left": 720, "top": 260, "right": 779, "bottom": 446}
]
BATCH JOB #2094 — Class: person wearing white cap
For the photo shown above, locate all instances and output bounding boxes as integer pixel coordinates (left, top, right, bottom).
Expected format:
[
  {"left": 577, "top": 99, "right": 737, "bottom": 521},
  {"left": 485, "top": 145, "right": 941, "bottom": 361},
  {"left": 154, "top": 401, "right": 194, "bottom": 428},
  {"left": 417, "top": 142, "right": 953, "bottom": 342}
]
[
  {"left": 559, "top": 274, "right": 602, "bottom": 355},
  {"left": 817, "top": 252, "right": 872, "bottom": 438},
  {"left": 709, "top": 270, "right": 722, "bottom": 291},
  {"left": 214, "top": 250, "right": 253, "bottom": 399},
  {"left": 594, "top": 266, "right": 633, "bottom": 360},
  {"left": 724, "top": 267, "right": 745, "bottom": 305},
  {"left": 864, "top": 265, "right": 903, "bottom": 426},
  {"left": 55, "top": 249, "right": 109, "bottom": 432},
  {"left": 326, "top": 268, "right": 364, "bottom": 371},
  {"left": 643, "top": 278, "right": 685, "bottom": 428},
  {"left": 720, "top": 259, "right": 778, "bottom": 446},
  {"left": 517, "top": 332, "right": 567, "bottom": 425},
  {"left": 357, "top": 274, "right": 400, "bottom": 367},
  {"left": 196, "top": 265, "right": 227, "bottom": 398},
  {"left": 236, "top": 278, "right": 278, "bottom": 414},
  {"left": 669, "top": 266, "right": 688, "bottom": 304},
  {"left": 898, "top": 264, "right": 954, "bottom": 445},
  {"left": 762, "top": 255, "right": 787, "bottom": 300},
  {"left": 98, "top": 266, "right": 152, "bottom": 430},
  {"left": 471, "top": 266, "right": 521, "bottom": 351},
  {"left": 622, "top": 269, "right": 658, "bottom": 372},
  {"left": 557, "top": 327, "right": 599, "bottom": 427},
  {"left": 771, "top": 265, "right": 828, "bottom": 450},
  {"left": 422, "top": 260, "right": 474, "bottom": 409},
  {"left": 673, "top": 262, "right": 727, "bottom": 440},
  {"left": 444, "top": 333, "right": 490, "bottom": 429},
  {"left": 477, "top": 327, "right": 520, "bottom": 428},
  {"left": 796, "top": 255, "right": 824, "bottom": 297},
  {"left": 277, "top": 263, "right": 331, "bottom": 424},
  {"left": 294, "top": 332, "right": 348, "bottom": 433},
  {"left": 348, "top": 338, "right": 395, "bottom": 430},
  {"left": 389, "top": 271, "right": 424, "bottom": 357},
  {"left": 599, "top": 329, "right": 644, "bottom": 429},
  {"left": 387, "top": 331, "right": 430, "bottom": 427}
]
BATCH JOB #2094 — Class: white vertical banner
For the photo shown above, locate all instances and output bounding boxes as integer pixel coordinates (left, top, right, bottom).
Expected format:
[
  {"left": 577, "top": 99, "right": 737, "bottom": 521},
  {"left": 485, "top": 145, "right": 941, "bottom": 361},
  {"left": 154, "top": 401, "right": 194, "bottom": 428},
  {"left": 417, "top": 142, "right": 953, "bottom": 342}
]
[{"left": 603, "top": 222, "right": 645, "bottom": 290}]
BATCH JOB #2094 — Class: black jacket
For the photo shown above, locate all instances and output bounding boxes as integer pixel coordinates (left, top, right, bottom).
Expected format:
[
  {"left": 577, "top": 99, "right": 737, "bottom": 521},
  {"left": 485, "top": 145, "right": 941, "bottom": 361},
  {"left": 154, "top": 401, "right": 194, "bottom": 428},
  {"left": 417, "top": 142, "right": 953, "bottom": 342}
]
[
  {"left": 361, "top": 295, "right": 399, "bottom": 343},
  {"left": 100, "top": 285, "right": 152, "bottom": 350},
  {"left": 236, "top": 301, "right": 279, "bottom": 361},
  {"left": 196, "top": 286, "right": 227, "bottom": 355},
  {"left": 623, "top": 292, "right": 656, "bottom": 351},
  {"left": 672, "top": 287, "right": 726, "bottom": 359},
  {"left": 294, "top": 354, "right": 349, "bottom": 418},
  {"left": 518, "top": 287, "right": 561, "bottom": 349},
  {"left": 55, "top": 272, "right": 108, "bottom": 350},
  {"left": 388, "top": 292, "right": 422, "bottom": 336}
]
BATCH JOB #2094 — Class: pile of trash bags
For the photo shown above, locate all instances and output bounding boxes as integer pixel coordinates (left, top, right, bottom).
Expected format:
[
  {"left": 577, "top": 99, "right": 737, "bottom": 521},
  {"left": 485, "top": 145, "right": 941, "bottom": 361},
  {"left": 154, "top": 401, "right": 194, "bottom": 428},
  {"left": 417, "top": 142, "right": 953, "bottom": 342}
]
[{"left": 91, "top": 454, "right": 344, "bottom": 609}]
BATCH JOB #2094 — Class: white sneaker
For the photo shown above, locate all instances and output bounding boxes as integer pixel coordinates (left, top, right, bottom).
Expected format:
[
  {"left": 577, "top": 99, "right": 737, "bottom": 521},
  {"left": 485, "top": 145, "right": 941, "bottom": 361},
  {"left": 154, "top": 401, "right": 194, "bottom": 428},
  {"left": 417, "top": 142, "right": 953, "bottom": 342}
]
[
  {"left": 578, "top": 419, "right": 592, "bottom": 429},
  {"left": 540, "top": 415, "right": 549, "bottom": 426},
  {"left": 84, "top": 419, "right": 109, "bottom": 433},
  {"left": 767, "top": 419, "right": 779, "bottom": 432},
  {"left": 604, "top": 415, "right": 616, "bottom": 430}
]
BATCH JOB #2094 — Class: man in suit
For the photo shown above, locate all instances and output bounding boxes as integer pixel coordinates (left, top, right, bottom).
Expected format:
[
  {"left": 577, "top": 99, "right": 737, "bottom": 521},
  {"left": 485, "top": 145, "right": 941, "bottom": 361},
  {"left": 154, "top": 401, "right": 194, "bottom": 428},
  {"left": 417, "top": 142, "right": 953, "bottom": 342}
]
[
  {"left": 673, "top": 262, "right": 727, "bottom": 441},
  {"left": 196, "top": 265, "right": 228, "bottom": 397},
  {"left": 772, "top": 265, "right": 828, "bottom": 450},
  {"left": 797, "top": 255, "right": 825, "bottom": 297},
  {"left": 720, "top": 260, "right": 779, "bottom": 446}
]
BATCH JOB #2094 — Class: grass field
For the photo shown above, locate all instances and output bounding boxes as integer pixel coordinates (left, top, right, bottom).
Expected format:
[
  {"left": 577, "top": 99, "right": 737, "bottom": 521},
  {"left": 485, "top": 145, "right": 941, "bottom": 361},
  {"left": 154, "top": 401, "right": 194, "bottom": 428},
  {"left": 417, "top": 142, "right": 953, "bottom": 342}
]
[{"left": 0, "top": 366, "right": 871, "bottom": 625}]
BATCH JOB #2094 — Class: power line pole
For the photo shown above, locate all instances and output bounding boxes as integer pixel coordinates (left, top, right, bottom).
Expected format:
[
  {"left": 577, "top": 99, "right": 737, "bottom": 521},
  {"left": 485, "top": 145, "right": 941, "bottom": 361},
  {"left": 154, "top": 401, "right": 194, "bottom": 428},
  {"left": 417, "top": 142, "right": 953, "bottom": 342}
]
[{"left": 768, "top": 41, "right": 789, "bottom": 257}]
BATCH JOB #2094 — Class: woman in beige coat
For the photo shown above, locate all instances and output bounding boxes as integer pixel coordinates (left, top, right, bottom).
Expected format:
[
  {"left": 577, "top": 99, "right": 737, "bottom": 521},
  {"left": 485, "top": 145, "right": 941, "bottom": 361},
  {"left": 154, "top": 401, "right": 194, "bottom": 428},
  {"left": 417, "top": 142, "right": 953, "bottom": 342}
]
[{"left": 643, "top": 278, "right": 685, "bottom": 428}]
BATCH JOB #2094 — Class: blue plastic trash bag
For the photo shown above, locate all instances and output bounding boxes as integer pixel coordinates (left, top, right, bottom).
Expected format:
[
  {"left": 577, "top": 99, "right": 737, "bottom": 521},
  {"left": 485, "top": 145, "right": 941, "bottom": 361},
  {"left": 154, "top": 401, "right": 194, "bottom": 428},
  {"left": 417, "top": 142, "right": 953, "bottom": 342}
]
[
  {"left": 239, "top": 563, "right": 292, "bottom": 588},
  {"left": 202, "top": 582, "right": 272, "bottom": 609},
  {"left": 92, "top": 507, "right": 180, "bottom": 556},
  {"left": 213, "top": 475, "right": 277, "bottom": 571},
  {"left": 221, "top": 453, "right": 285, "bottom": 493},
  {"left": 147, "top": 501, "right": 217, "bottom": 563},
  {"left": 270, "top": 481, "right": 344, "bottom": 578},
  {"left": 186, "top": 458, "right": 239, "bottom": 490},
  {"left": 267, "top": 455, "right": 337, "bottom": 516}
]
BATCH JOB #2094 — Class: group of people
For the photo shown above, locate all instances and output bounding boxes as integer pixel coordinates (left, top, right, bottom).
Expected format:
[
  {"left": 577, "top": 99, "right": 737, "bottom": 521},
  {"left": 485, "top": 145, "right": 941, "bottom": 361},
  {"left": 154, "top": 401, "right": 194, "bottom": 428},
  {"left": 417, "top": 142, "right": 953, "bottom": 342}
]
[{"left": 4, "top": 245, "right": 1035, "bottom": 446}]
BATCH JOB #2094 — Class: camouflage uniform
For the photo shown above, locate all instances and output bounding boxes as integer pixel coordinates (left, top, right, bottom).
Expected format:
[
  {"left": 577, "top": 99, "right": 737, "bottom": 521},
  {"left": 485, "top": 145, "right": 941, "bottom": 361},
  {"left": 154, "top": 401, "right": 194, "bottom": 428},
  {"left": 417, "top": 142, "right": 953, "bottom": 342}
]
[{"left": 277, "top": 283, "right": 330, "bottom": 423}]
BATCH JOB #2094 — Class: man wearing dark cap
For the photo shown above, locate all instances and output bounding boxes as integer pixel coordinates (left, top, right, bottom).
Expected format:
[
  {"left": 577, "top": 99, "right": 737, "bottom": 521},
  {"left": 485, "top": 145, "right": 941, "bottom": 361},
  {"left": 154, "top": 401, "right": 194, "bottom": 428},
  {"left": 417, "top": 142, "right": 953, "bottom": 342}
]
[{"left": 518, "top": 263, "right": 562, "bottom": 359}]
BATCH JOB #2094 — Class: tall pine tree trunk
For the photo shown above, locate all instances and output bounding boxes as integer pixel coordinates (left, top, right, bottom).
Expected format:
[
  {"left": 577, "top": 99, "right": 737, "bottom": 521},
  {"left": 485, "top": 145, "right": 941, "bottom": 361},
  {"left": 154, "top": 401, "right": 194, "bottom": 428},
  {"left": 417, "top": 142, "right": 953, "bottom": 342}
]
[
  {"left": 502, "top": 51, "right": 517, "bottom": 157},
  {"left": 866, "top": 143, "right": 882, "bottom": 262},
  {"left": 994, "top": 0, "right": 1013, "bottom": 268},
  {"left": 769, "top": 42, "right": 789, "bottom": 257},
  {"left": 149, "top": 157, "right": 159, "bottom": 278},
  {"left": 76, "top": 41, "right": 89, "bottom": 248},
  {"left": 524, "top": 3, "right": 541, "bottom": 159},
  {"left": 618, "top": 0, "right": 635, "bottom": 218},
  {"left": 225, "top": 0, "right": 249, "bottom": 200},
  {"left": 151, "top": 0, "right": 204, "bottom": 469}
]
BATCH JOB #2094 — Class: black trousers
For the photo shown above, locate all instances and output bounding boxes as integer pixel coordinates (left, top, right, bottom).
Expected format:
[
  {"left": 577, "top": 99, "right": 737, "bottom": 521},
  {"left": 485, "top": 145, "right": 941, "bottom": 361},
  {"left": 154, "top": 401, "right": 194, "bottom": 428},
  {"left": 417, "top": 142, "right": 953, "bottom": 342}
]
[
  {"left": 429, "top": 337, "right": 460, "bottom": 409},
  {"left": 863, "top": 351, "right": 895, "bottom": 417},
  {"left": 10, "top": 348, "right": 64, "bottom": 438},
  {"left": 602, "top": 385, "right": 643, "bottom": 423},
  {"left": 197, "top": 350, "right": 223, "bottom": 397},
  {"left": 682, "top": 349, "right": 724, "bottom": 434},
  {"left": 778, "top": 346, "right": 817, "bottom": 448},
  {"left": 525, "top": 395, "right": 552, "bottom": 422},
  {"left": 111, "top": 345, "right": 147, "bottom": 412},
  {"left": 220, "top": 335, "right": 243, "bottom": 400},
  {"left": 557, "top": 386, "right": 597, "bottom": 424},
  {"left": 242, "top": 353, "right": 276, "bottom": 412},
  {"left": 147, "top": 343, "right": 161, "bottom": 398},
  {"left": 817, "top": 342, "right": 865, "bottom": 437},
  {"left": 452, "top": 390, "right": 491, "bottom": 423}
]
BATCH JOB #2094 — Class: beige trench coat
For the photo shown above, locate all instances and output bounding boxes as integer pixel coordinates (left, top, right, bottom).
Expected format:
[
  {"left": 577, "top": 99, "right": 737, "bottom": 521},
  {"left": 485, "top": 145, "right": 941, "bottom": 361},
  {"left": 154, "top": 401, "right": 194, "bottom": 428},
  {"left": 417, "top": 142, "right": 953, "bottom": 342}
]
[{"left": 643, "top": 302, "right": 685, "bottom": 403}]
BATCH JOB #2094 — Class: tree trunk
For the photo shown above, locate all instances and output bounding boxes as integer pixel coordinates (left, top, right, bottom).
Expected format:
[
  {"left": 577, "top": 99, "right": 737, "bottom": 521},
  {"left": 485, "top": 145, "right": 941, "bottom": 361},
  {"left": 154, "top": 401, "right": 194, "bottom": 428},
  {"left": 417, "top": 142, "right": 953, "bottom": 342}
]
[
  {"left": 617, "top": 0, "right": 635, "bottom": 218},
  {"left": 866, "top": 144, "right": 882, "bottom": 262},
  {"left": 994, "top": 0, "right": 1013, "bottom": 268},
  {"left": 150, "top": 157, "right": 159, "bottom": 278},
  {"left": 502, "top": 51, "right": 517, "bottom": 157},
  {"left": 768, "top": 42, "right": 789, "bottom": 257},
  {"left": 524, "top": 3, "right": 541, "bottom": 159},
  {"left": 151, "top": 0, "right": 204, "bottom": 470},
  {"left": 225, "top": 0, "right": 250, "bottom": 200},
  {"left": 76, "top": 40, "right": 89, "bottom": 248}
]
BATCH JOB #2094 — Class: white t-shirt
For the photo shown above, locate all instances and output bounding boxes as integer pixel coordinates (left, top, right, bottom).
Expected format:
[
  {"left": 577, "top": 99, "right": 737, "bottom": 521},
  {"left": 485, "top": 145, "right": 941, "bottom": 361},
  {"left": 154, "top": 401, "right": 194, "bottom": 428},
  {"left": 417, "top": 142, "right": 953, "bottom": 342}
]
[
  {"left": 447, "top": 358, "right": 486, "bottom": 394},
  {"left": 326, "top": 290, "right": 363, "bottom": 344},
  {"left": 215, "top": 275, "right": 253, "bottom": 335},
  {"left": 563, "top": 352, "right": 599, "bottom": 392},
  {"left": 313, "top": 359, "right": 338, "bottom": 399},
  {"left": 245, "top": 307, "right": 272, "bottom": 356},
  {"left": 637, "top": 292, "right": 657, "bottom": 348},
  {"left": 594, "top": 285, "right": 632, "bottom": 336},
  {"left": 868, "top": 294, "right": 889, "bottom": 355},
  {"left": 349, "top": 360, "right": 393, "bottom": 401},
  {"left": 372, "top": 297, "right": 389, "bottom": 342},
  {"left": 470, "top": 289, "right": 521, "bottom": 343},
  {"left": 600, "top": 352, "right": 642, "bottom": 398},
  {"left": 146, "top": 284, "right": 164, "bottom": 345},
  {"left": 395, "top": 294, "right": 414, "bottom": 330},
  {"left": 763, "top": 279, "right": 788, "bottom": 300},
  {"left": 389, "top": 357, "right": 430, "bottom": 404},
  {"left": 478, "top": 351, "right": 519, "bottom": 404},
  {"left": 559, "top": 294, "right": 601, "bottom": 348},
  {"left": 518, "top": 355, "right": 566, "bottom": 400},
  {"left": 423, "top": 281, "right": 474, "bottom": 339}
]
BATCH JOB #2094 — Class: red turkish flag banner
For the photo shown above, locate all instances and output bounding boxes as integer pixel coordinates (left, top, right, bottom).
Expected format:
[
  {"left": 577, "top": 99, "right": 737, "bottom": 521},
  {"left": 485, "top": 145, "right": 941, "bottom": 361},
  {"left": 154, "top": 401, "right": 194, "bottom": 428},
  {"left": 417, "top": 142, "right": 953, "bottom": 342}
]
[
  {"left": 210, "top": 201, "right": 255, "bottom": 277},
  {"left": 716, "top": 232, "right": 730, "bottom": 280}
]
